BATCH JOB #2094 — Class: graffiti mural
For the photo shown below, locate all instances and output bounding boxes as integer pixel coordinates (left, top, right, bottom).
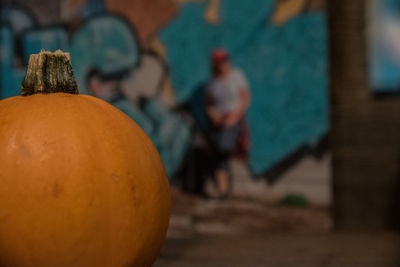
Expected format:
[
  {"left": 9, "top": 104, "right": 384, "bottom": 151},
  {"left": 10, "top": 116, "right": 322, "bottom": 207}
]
[
  {"left": 158, "top": 0, "right": 328, "bottom": 174},
  {"left": 0, "top": 4, "right": 191, "bottom": 179},
  {"left": 1, "top": 0, "right": 328, "bottom": 182}
]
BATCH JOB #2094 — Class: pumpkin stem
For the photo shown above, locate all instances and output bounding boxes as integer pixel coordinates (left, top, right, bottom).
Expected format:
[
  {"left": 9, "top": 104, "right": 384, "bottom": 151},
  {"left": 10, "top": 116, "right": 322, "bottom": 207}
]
[{"left": 21, "top": 50, "right": 79, "bottom": 96}]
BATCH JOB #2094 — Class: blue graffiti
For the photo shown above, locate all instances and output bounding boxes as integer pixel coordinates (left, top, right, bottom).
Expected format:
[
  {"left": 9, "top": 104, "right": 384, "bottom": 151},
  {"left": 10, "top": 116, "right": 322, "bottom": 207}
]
[
  {"left": 23, "top": 27, "right": 69, "bottom": 59},
  {"left": 0, "top": 10, "right": 191, "bottom": 179},
  {"left": 0, "top": 5, "right": 36, "bottom": 35},
  {"left": 159, "top": 0, "right": 329, "bottom": 174},
  {"left": 1, "top": 6, "right": 37, "bottom": 98},
  {"left": 1, "top": 1, "right": 329, "bottom": 178},
  {"left": 70, "top": 15, "right": 140, "bottom": 94},
  {"left": 0, "top": 26, "right": 25, "bottom": 98}
]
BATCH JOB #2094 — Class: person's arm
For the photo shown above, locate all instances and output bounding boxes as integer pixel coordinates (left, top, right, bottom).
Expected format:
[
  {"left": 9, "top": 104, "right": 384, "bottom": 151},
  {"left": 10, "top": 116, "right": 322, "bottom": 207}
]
[
  {"left": 236, "top": 88, "right": 250, "bottom": 119},
  {"left": 205, "top": 92, "right": 223, "bottom": 126}
]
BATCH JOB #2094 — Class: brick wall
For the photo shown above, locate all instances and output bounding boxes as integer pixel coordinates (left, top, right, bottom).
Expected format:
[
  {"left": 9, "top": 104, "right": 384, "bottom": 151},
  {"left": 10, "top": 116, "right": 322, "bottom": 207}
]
[{"left": 330, "top": 0, "right": 400, "bottom": 229}]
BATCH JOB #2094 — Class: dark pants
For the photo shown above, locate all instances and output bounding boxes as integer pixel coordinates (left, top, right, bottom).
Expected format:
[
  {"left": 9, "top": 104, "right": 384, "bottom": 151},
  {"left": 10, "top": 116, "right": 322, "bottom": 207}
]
[{"left": 208, "top": 121, "right": 242, "bottom": 171}]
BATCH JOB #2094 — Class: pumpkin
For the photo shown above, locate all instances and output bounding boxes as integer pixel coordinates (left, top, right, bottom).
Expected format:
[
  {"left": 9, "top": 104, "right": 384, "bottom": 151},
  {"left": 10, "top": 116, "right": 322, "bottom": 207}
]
[{"left": 0, "top": 51, "right": 170, "bottom": 267}]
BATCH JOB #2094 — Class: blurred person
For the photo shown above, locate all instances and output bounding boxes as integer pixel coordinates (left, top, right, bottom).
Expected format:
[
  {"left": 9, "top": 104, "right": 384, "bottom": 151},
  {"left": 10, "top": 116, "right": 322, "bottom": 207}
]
[{"left": 205, "top": 49, "right": 251, "bottom": 199}]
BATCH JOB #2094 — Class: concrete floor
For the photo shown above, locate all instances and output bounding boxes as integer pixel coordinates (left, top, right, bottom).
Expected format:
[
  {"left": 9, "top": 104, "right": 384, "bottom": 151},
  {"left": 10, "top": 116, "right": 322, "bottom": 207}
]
[
  {"left": 154, "top": 156, "right": 399, "bottom": 266},
  {"left": 155, "top": 232, "right": 400, "bottom": 267},
  {"left": 153, "top": 188, "right": 399, "bottom": 266},
  {"left": 166, "top": 189, "right": 332, "bottom": 237}
]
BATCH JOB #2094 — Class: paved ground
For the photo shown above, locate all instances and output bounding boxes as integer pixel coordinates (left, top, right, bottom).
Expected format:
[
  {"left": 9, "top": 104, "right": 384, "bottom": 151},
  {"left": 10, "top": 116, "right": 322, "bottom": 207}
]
[
  {"left": 153, "top": 156, "right": 399, "bottom": 266},
  {"left": 166, "top": 189, "right": 332, "bottom": 237},
  {"left": 155, "top": 232, "right": 400, "bottom": 267},
  {"left": 153, "top": 189, "right": 399, "bottom": 267}
]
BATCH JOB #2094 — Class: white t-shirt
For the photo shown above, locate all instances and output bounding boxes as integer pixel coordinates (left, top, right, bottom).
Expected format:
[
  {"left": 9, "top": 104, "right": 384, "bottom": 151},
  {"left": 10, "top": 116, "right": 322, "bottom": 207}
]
[{"left": 207, "top": 68, "right": 249, "bottom": 114}]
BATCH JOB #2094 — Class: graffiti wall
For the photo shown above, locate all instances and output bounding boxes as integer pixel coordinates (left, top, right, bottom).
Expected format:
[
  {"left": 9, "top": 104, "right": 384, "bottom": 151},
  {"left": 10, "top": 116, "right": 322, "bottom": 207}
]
[{"left": 1, "top": 0, "right": 328, "bottom": 182}]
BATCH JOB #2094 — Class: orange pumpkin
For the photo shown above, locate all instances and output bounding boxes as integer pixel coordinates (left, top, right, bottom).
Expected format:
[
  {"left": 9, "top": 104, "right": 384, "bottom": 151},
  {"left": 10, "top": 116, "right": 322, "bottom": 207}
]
[{"left": 0, "top": 51, "right": 170, "bottom": 267}]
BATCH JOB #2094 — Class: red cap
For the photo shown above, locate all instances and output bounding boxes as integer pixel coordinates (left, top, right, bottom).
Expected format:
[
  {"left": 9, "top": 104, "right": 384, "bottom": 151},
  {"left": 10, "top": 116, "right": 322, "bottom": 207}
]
[{"left": 211, "top": 49, "right": 229, "bottom": 64}]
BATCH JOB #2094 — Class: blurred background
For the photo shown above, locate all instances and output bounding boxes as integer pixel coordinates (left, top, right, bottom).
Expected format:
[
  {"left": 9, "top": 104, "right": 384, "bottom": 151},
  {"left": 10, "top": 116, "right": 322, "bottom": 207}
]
[{"left": 1, "top": 0, "right": 400, "bottom": 266}]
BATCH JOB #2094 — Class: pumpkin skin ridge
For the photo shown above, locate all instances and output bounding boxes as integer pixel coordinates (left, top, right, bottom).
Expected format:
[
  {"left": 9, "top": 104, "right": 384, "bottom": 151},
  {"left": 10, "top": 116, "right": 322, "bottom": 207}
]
[{"left": 0, "top": 92, "right": 170, "bottom": 267}]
